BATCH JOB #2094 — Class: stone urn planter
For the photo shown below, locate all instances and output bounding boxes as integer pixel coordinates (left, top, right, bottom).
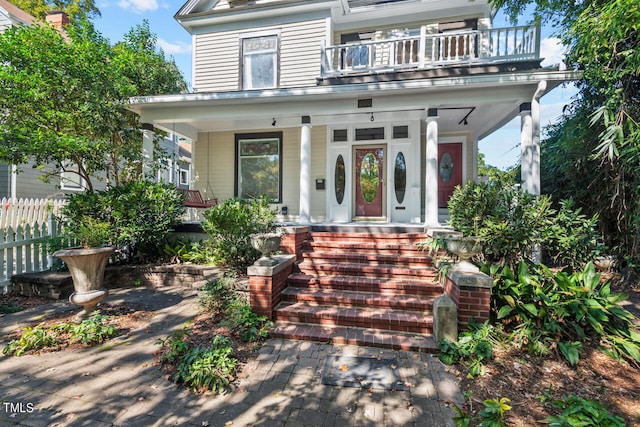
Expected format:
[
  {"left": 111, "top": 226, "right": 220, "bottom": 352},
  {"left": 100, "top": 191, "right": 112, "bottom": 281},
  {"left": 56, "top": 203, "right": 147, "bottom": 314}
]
[
  {"left": 250, "top": 233, "right": 282, "bottom": 267},
  {"left": 53, "top": 246, "right": 115, "bottom": 321},
  {"left": 446, "top": 236, "right": 483, "bottom": 273},
  {"left": 594, "top": 255, "right": 616, "bottom": 272}
]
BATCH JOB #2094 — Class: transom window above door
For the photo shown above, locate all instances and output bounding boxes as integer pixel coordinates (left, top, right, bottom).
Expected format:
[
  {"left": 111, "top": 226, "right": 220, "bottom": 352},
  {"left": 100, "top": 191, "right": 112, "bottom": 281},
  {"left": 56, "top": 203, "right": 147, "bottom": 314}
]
[{"left": 241, "top": 34, "right": 279, "bottom": 90}]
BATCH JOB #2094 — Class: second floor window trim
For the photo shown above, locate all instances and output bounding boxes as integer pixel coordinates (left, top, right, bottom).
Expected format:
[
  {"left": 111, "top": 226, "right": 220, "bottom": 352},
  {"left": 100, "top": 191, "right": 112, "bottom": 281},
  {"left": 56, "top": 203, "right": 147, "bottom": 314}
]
[{"left": 239, "top": 30, "right": 281, "bottom": 90}]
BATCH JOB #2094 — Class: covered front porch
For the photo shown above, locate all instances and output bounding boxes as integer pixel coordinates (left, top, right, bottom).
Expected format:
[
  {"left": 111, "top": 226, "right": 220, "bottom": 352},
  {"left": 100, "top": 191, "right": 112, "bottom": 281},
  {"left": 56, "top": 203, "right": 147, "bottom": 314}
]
[{"left": 131, "top": 70, "right": 575, "bottom": 226}]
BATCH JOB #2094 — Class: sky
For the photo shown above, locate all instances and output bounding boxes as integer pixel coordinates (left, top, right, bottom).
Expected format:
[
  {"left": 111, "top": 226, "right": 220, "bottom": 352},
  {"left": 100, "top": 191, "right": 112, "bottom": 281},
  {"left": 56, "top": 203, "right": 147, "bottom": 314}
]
[{"left": 92, "top": 1, "right": 578, "bottom": 171}]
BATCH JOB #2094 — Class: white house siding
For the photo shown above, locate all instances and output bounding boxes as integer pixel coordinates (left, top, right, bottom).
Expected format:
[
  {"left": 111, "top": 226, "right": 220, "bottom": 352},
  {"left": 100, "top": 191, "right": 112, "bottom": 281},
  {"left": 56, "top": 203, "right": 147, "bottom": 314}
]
[
  {"left": 193, "top": 17, "right": 326, "bottom": 92},
  {"left": 193, "top": 125, "right": 327, "bottom": 220}
]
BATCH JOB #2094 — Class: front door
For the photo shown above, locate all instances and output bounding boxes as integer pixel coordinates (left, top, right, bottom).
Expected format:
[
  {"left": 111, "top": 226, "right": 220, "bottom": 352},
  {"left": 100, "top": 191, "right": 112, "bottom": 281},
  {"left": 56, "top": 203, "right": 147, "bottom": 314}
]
[
  {"left": 354, "top": 146, "right": 385, "bottom": 218},
  {"left": 438, "top": 143, "right": 462, "bottom": 208}
]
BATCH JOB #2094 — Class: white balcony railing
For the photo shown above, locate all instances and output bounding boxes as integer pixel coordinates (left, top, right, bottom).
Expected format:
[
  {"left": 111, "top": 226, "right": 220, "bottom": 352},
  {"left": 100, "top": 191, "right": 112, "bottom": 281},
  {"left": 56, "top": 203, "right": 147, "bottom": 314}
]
[{"left": 320, "top": 24, "right": 540, "bottom": 78}]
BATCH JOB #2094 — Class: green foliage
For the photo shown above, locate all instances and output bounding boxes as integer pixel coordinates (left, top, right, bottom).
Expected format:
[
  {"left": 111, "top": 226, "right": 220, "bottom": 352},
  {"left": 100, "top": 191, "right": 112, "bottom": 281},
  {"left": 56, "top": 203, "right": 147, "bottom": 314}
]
[
  {"left": 0, "top": 302, "right": 23, "bottom": 314},
  {"left": 224, "top": 300, "right": 273, "bottom": 343},
  {"left": 449, "top": 179, "right": 601, "bottom": 268},
  {"left": 60, "top": 216, "right": 113, "bottom": 248},
  {"left": 198, "top": 274, "right": 238, "bottom": 312},
  {"left": 59, "top": 181, "right": 185, "bottom": 262},
  {"left": 544, "top": 199, "right": 601, "bottom": 270},
  {"left": 0, "top": 19, "right": 186, "bottom": 189},
  {"left": 546, "top": 395, "right": 625, "bottom": 427},
  {"left": 67, "top": 313, "right": 116, "bottom": 345},
  {"left": 486, "top": 261, "right": 640, "bottom": 365},
  {"left": 163, "top": 240, "right": 217, "bottom": 265},
  {"left": 157, "top": 327, "right": 192, "bottom": 364},
  {"left": 2, "top": 312, "right": 116, "bottom": 356},
  {"left": 199, "top": 273, "right": 273, "bottom": 343},
  {"left": 175, "top": 336, "right": 238, "bottom": 394},
  {"left": 2, "top": 324, "right": 57, "bottom": 356},
  {"left": 453, "top": 397, "right": 511, "bottom": 427},
  {"left": 439, "top": 320, "right": 497, "bottom": 378},
  {"left": 157, "top": 329, "right": 238, "bottom": 394},
  {"left": 201, "top": 197, "right": 277, "bottom": 270},
  {"left": 10, "top": 0, "right": 101, "bottom": 21},
  {"left": 493, "top": 0, "right": 640, "bottom": 265}
]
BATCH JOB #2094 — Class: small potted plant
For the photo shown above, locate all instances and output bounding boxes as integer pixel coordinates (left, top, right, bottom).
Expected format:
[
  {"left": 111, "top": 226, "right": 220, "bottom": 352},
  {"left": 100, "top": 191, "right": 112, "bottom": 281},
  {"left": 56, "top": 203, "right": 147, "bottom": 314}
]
[{"left": 53, "top": 216, "right": 115, "bottom": 321}]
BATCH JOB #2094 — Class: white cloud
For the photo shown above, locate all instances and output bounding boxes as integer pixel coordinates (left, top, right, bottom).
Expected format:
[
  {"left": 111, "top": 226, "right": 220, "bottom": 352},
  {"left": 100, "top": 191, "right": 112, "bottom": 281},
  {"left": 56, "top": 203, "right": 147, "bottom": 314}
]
[
  {"left": 117, "top": 0, "right": 161, "bottom": 13},
  {"left": 158, "top": 38, "right": 191, "bottom": 55},
  {"left": 540, "top": 37, "right": 566, "bottom": 68}
]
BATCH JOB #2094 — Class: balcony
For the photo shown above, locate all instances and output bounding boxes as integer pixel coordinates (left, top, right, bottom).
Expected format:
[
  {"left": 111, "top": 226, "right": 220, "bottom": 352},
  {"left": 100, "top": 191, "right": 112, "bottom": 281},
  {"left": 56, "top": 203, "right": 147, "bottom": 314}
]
[{"left": 320, "top": 24, "right": 541, "bottom": 79}]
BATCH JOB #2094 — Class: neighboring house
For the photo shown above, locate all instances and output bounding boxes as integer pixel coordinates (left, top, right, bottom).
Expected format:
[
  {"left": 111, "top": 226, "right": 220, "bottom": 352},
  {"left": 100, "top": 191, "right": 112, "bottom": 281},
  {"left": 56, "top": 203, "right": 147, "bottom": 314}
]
[
  {"left": 129, "top": 0, "right": 580, "bottom": 225},
  {"left": 156, "top": 133, "right": 193, "bottom": 189}
]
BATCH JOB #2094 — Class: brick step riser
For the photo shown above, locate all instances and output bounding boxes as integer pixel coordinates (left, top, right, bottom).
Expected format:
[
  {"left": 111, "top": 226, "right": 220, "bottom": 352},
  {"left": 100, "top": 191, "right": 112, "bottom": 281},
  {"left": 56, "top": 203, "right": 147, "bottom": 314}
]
[
  {"left": 274, "top": 312, "right": 433, "bottom": 334},
  {"left": 307, "top": 233, "right": 426, "bottom": 243},
  {"left": 303, "top": 242, "right": 427, "bottom": 254},
  {"left": 280, "top": 292, "right": 434, "bottom": 312},
  {"left": 296, "top": 265, "right": 436, "bottom": 280},
  {"left": 287, "top": 278, "right": 442, "bottom": 297},
  {"left": 299, "top": 255, "right": 432, "bottom": 269},
  {"left": 268, "top": 324, "right": 438, "bottom": 353}
]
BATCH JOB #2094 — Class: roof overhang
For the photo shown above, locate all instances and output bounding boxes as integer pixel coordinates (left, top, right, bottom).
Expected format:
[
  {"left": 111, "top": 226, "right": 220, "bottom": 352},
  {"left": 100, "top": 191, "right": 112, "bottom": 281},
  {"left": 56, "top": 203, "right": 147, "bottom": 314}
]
[{"left": 129, "top": 69, "right": 581, "bottom": 141}]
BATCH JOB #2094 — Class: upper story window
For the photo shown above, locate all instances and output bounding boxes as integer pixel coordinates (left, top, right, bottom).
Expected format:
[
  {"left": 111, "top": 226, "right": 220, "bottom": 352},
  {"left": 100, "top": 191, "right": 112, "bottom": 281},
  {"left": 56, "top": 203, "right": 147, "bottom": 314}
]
[{"left": 241, "top": 33, "right": 280, "bottom": 90}]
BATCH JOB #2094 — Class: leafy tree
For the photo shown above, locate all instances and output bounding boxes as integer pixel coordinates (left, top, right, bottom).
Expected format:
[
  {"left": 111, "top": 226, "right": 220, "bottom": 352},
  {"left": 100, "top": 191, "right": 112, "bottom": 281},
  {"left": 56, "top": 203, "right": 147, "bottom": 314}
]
[
  {"left": 0, "top": 20, "right": 187, "bottom": 190},
  {"left": 10, "top": 0, "right": 100, "bottom": 21},
  {"left": 491, "top": 0, "right": 640, "bottom": 263}
]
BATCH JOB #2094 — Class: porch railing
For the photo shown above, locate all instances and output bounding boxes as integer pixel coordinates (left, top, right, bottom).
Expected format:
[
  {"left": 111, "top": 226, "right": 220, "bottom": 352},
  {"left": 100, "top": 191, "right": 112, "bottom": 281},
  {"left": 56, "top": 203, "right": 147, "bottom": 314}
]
[{"left": 320, "top": 24, "right": 540, "bottom": 78}]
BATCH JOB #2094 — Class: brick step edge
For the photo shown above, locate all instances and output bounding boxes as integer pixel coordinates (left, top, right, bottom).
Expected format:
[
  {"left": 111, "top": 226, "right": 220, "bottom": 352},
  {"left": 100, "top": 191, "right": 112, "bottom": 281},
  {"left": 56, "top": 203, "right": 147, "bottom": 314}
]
[
  {"left": 287, "top": 273, "right": 443, "bottom": 296},
  {"left": 274, "top": 302, "right": 434, "bottom": 333},
  {"left": 281, "top": 287, "right": 435, "bottom": 311},
  {"left": 269, "top": 323, "right": 437, "bottom": 353},
  {"left": 300, "top": 252, "right": 433, "bottom": 267},
  {"left": 296, "top": 262, "right": 437, "bottom": 279}
]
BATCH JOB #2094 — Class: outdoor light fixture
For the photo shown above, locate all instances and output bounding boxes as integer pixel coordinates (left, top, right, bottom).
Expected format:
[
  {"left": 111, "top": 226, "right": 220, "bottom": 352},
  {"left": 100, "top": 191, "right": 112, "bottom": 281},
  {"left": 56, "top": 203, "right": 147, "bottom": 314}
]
[
  {"left": 370, "top": 112, "right": 375, "bottom": 122},
  {"left": 272, "top": 118, "right": 276, "bottom": 126}
]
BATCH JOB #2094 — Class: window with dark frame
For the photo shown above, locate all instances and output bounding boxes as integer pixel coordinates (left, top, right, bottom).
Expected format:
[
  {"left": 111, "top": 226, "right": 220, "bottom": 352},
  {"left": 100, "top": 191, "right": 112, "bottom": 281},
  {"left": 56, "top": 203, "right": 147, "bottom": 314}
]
[
  {"left": 241, "top": 34, "right": 279, "bottom": 90},
  {"left": 235, "top": 132, "right": 283, "bottom": 202}
]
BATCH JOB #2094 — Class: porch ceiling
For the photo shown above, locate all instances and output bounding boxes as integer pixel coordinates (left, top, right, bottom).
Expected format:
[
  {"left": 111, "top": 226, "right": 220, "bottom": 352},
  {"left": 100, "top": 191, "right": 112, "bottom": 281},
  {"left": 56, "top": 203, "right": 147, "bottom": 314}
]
[{"left": 129, "top": 69, "right": 579, "bottom": 140}]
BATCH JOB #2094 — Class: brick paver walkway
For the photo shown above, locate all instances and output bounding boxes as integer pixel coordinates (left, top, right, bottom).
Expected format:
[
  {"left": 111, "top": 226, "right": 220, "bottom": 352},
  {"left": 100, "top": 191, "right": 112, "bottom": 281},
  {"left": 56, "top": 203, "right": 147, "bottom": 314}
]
[{"left": 0, "top": 286, "right": 463, "bottom": 426}]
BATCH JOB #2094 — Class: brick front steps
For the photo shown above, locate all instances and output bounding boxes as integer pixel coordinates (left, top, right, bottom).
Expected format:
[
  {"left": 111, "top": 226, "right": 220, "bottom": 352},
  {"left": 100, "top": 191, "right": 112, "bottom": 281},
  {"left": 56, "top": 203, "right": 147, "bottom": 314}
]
[{"left": 270, "top": 229, "right": 441, "bottom": 352}]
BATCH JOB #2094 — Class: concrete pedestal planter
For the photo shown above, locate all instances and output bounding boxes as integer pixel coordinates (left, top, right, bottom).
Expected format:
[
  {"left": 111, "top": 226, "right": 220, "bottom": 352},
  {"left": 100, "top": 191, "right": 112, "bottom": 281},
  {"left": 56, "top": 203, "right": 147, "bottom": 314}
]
[
  {"left": 53, "top": 246, "right": 115, "bottom": 321},
  {"left": 446, "top": 236, "right": 483, "bottom": 273},
  {"left": 250, "top": 233, "right": 282, "bottom": 267}
]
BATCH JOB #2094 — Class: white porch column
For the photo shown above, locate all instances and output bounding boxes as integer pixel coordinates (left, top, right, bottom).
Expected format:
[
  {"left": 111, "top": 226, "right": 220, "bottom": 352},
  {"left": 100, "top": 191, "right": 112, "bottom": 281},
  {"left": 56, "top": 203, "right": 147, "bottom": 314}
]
[
  {"left": 10, "top": 164, "right": 17, "bottom": 199},
  {"left": 425, "top": 108, "right": 439, "bottom": 227},
  {"left": 142, "top": 123, "right": 155, "bottom": 180},
  {"left": 519, "top": 102, "right": 534, "bottom": 192},
  {"left": 299, "top": 116, "right": 312, "bottom": 223},
  {"left": 521, "top": 81, "right": 546, "bottom": 195}
]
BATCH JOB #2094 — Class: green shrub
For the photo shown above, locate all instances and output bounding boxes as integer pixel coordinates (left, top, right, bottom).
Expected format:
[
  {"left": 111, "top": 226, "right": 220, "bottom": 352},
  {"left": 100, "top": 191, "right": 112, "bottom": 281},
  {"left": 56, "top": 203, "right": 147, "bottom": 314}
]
[
  {"left": 448, "top": 179, "right": 601, "bottom": 269},
  {"left": 68, "top": 313, "right": 116, "bottom": 344},
  {"left": 546, "top": 395, "right": 625, "bottom": 427},
  {"left": 201, "top": 196, "right": 277, "bottom": 270},
  {"left": 448, "top": 178, "right": 554, "bottom": 266},
  {"left": 485, "top": 261, "right": 640, "bottom": 365},
  {"left": 60, "top": 181, "right": 185, "bottom": 262}
]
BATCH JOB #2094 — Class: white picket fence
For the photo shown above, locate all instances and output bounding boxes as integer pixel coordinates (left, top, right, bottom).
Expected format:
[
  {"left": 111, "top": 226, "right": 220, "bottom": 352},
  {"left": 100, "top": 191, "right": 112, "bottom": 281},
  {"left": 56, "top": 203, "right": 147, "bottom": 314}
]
[
  {"left": 0, "top": 199, "right": 66, "bottom": 292},
  {"left": 0, "top": 197, "right": 66, "bottom": 229}
]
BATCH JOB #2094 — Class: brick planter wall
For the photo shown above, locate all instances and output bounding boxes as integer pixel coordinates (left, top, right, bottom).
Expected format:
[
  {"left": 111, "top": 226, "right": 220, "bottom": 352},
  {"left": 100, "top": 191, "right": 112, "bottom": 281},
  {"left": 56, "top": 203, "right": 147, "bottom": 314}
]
[
  {"left": 444, "top": 269, "right": 493, "bottom": 329},
  {"left": 248, "top": 255, "right": 295, "bottom": 320}
]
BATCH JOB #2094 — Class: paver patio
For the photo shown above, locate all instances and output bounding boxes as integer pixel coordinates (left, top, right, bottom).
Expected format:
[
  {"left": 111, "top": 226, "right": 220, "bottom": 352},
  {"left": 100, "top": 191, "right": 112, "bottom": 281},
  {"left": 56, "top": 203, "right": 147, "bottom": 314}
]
[{"left": 0, "top": 286, "right": 463, "bottom": 426}]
